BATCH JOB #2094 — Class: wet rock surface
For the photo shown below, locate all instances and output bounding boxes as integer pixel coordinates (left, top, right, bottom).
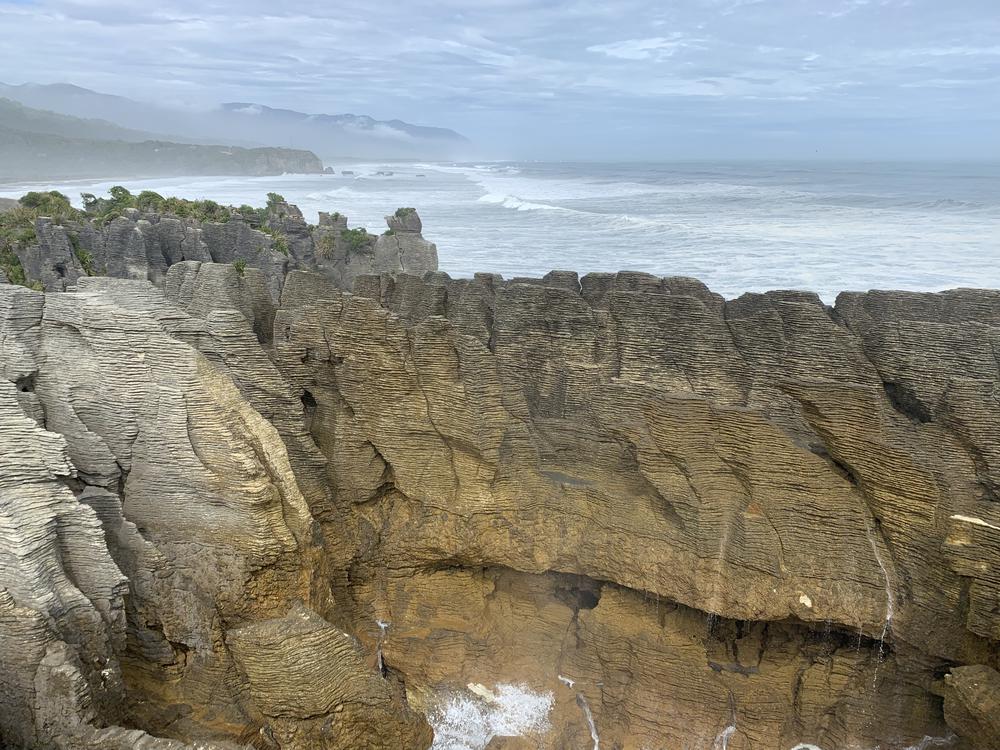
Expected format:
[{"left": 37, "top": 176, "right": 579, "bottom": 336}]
[{"left": 0, "top": 262, "right": 998, "bottom": 749}]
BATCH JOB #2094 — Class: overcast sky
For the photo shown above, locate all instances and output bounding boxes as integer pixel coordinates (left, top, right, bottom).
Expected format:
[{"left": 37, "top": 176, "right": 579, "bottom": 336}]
[{"left": 1, "top": 0, "right": 998, "bottom": 159}]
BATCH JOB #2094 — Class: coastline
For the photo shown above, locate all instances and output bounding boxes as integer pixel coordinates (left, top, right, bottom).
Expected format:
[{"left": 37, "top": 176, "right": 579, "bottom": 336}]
[{"left": 3, "top": 161, "right": 999, "bottom": 301}]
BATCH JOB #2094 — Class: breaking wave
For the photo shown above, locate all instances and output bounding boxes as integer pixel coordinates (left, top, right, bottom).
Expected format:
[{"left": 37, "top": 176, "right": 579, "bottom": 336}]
[{"left": 477, "top": 193, "right": 567, "bottom": 212}]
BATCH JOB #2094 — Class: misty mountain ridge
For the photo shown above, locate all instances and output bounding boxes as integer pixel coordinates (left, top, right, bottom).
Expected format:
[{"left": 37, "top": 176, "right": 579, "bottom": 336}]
[
  {"left": 222, "top": 102, "right": 466, "bottom": 143},
  {"left": 0, "top": 81, "right": 470, "bottom": 159},
  {"left": 0, "top": 98, "right": 323, "bottom": 180},
  {"left": 0, "top": 96, "right": 175, "bottom": 143}
]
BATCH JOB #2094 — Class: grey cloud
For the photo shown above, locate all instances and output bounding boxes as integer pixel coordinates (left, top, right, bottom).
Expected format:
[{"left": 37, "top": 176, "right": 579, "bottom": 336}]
[{"left": 0, "top": 0, "right": 996, "bottom": 158}]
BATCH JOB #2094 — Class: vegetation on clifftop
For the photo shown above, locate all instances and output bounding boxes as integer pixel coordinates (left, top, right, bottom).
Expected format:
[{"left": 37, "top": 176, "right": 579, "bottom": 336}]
[
  {"left": 83, "top": 187, "right": 234, "bottom": 224},
  {"left": 0, "top": 191, "right": 80, "bottom": 288},
  {"left": 1, "top": 188, "right": 359, "bottom": 289},
  {"left": 341, "top": 227, "right": 372, "bottom": 252},
  {"left": 271, "top": 232, "right": 289, "bottom": 255}
]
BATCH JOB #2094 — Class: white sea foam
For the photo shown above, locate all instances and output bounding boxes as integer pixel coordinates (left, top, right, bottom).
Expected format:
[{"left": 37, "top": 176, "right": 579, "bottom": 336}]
[
  {"left": 782, "top": 743, "right": 954, "bottom": 750},
  {"left": 7, "top": 161, "right": 998, "bottom": 303},
  {"left": 477, "top": 193, "right": 567, "bottom": 212},
  {"left": 904, "top": 735, "right": 956, "bottom": 750},
  {"left": 428, "top": 683, "right": 554, "bottom": 750}
]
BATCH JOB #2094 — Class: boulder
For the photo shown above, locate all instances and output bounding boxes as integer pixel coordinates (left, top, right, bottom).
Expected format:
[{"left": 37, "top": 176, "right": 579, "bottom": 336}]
[
  {"left": 941, "top": 665, "right": 1000, "bottom": 750},
  {"left": 226, "top": 603, "right": 433, "bottom": 749},
  {"left": 386, "top": 207, "right": 422, "bottom": 234}
]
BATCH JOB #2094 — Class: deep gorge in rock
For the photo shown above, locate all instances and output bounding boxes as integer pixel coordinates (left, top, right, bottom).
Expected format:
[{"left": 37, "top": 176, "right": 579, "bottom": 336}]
[{"left": 1, "top": 194, "right": 998, "bottom": 750}]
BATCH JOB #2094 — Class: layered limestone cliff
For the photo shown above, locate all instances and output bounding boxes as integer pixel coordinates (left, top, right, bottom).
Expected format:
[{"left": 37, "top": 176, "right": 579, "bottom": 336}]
[
  {"left": 0, "top": 193, "right": 438, "bottom": 300},
  {"left": 1, "top": 212, "right": 999, "bottom": 749}
]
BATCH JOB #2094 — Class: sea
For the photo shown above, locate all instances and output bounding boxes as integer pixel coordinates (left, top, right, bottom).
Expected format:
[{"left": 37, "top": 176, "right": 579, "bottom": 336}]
[{"left": 2, "top": 160, "right": 999, "bottom": 302}]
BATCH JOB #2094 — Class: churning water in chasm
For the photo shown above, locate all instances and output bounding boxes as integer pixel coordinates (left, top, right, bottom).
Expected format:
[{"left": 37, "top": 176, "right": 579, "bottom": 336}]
[
  {"left": 427, "top": 683, "right": 554, "bottom": 750},
  {"left": 421, "top": 682, "right": 957, "bottom": 750}
]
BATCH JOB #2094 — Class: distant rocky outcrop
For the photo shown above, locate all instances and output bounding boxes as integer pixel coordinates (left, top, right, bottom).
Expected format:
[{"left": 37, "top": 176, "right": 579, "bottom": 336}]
[
  {"left": 0, "top": 127, "right": 324, "bottom": 180},
  {"left": 0, "top": 190, "right": 438, "bottom": 314},
  {"left": 1, "top": 196, "right": 999, "bottom": 749}
]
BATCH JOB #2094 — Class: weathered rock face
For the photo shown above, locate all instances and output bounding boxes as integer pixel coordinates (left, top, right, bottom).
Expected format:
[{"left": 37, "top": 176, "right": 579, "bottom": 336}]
[
  {"left": 6, "top": 201, "right": 439, "bottom": 305},
  {"left": 372, "top": 210, "right": 438, "bottom": 281},
  {"left": 273, "top": 271, "right": 1000, "bottom": 749},
  {"left": 1, "top": 263, "right": 998, "bottom": 750},
  {"left": 311, "top": 209, "right": 439, "bottom": 290},
  {"left": 0, "top": 279, "right": 430, "bottom": 749}
]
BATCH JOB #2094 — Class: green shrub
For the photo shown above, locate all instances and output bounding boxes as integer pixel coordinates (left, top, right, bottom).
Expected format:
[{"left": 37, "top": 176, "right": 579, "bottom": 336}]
[
  {"left": 341, "top": 227, "right": 371, "bottom": 252},
  {"left": 14, "top": 223, "right": 36, "bottom": 244},
  {"left": 103, "top": 186, "right": 136, "bottom": 215},
  {"left": 135, "top": 190, "right": 165, "bottom": 212},
  {"left": 20, "top": 191, "right": 77, "bottom": 222},
  {"left": 266, "top": 192, "right": 288, "bottom": 219},
  {"left": 272, "top": 233, "right": 289, "bottom": 256},
  {"left": 0, "top": 246, "right": 27, "bottom": 286},
  {"left": 0, "top": 206, "right": 39, "bottom": 245},
  {"left": 82, "top": 188, "right": 242, "bottom": 224},
  {"left": 316, "top": 232, "right": 337, "bottom": 258},
  {"left": 81, "top": 193, "right": 99, "bottom": 212},
  {"left": 108, "top": 185, "right": 133, "bottom": 204},
  {"left": 239, "top": 204, "right": 267, "bottom": 226},
  {"left": 66, "top": 231, "right": 95, "bottom": 275},
  {"left": 75, "top": 248, "right": 95, "bottom": 276},
  {"left": 0, "top": 245, "right": 41, "bottom": 289},
  {"left": 394, "top": 207, "right": 416, "bottom": 218},
  {"left": 233, "top": 259, "right": 247, "bottom": 276}
]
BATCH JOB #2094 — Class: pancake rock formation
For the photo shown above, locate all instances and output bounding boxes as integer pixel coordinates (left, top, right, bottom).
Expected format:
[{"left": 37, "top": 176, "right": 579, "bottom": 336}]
[
  {"left": 1, "top": 197, "right": 999, "bottom": 750},
  {"left": 0, "top": 190, "right": 438, "bottom": 301}
]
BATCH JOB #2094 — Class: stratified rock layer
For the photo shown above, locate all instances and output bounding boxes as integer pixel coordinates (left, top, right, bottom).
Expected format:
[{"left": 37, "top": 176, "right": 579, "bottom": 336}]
[
  {"left": 1, "top": 265, "right": 998, "bottom": 750},
  {"left": 9, "top": 200, "right": 439, "bottom": 301},
  {"left": 0, "top": 279, "right": 429, "bottom": 749},
  {"left": 276, "top": 272, "right": 999, "bottom": 749}
]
